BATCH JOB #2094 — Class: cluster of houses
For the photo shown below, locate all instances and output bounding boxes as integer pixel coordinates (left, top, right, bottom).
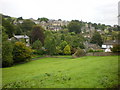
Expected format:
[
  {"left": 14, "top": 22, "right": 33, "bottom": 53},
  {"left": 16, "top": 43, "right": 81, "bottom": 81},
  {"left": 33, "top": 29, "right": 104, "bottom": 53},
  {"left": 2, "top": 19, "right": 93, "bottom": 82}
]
[
  {"left": 12, "top": 18, "right": 119, "bottom": 53},
  {"left": 14, "top": 18, "right": 69, "bottom": 31}
]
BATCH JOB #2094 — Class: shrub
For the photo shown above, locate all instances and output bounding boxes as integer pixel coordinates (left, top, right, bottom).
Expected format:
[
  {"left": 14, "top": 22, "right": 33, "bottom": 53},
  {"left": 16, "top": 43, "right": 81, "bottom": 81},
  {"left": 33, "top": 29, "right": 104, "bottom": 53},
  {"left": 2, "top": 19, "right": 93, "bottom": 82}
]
[
  {"left": 73, "top": 48, "right": 86, "bottom": 57},
  {"left": 88, "top": 48, "right": 94, "bottom": 52},
  {"left": 13, "top": 42, "right": 33, "bottom": 63},
  {"left": 63, "top": 45, "right": 71, "bottom": 55},
  {"left": 88, "top": 49, "right": 104, "bottom": 52},
  {"left": 2, "top": 41, "right": 13, "bottom": 67},
  {"left": 94, "top": 49, "right": 104, "bottom": 52},
  {"left": 111, "top": 44, "right": 120, "bottom": 52}
]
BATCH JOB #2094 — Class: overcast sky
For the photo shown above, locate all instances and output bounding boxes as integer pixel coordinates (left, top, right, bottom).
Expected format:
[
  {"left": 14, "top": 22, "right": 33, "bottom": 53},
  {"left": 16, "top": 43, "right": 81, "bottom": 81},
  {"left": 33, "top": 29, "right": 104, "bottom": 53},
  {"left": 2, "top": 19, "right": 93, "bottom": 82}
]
[{"left": 0, "top": 0, "right": 119, "bottom": 26}]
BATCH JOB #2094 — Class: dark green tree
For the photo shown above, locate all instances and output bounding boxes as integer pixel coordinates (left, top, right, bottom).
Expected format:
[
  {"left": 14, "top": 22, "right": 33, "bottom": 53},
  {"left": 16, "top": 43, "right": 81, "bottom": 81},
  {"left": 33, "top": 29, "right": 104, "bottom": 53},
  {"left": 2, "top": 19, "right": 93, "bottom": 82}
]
[
  {"left": 90, "top": 32, "right": 103, "bottom": 46},
  {"left": 68, "top": 20, "right": 82, "bottom": 34},
  {"left": 21, "top": 19, "right": 35, "bottom": 34},
  {"left": 2, "top": 18, "right": 15, "bottom": 38},
  {"left": 31, "top": 25, "right": 45, "bottom": 44},
  {"left": 38, "top": 17, "right": 49, "bottom": 22},
  {"left": 2, "top": 40, "right": 13, "bottom": 67},
  {"left": 2, "top": 29, "right": 13, "bottom": 67}
]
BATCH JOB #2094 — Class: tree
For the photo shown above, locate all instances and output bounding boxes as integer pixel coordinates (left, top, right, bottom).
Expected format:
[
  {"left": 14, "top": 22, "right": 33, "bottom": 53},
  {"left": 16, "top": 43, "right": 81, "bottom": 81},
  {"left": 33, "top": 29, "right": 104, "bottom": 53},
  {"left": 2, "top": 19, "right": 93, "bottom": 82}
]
[
  {"left": 32, "top": 40, "right": 42, "bottom": 50},
  {"left": 38, "top": 17, "right": 49, "bottom": 22},
  {"left": 21, "top": 19, "right": 35, "bottom": 34},
  {"left": 44, "top": 37, "right": 56, "bottom": 55},
  {"left": 2, "top": 26, "right": 14, "bottom": 67},
  {"left": 32, "top": 40, "right": 42, "bottom": 54},
  {"left": 13, "top": 42, "right": 32, "bottom": 63},
  {"left": 31, "top": 25, "right": 45, "bottom": 44},
  {"left": 63, "top": 45, "right": 71, "bottom": 55},
  {"left": 2, "top": 40, "right": 13, "bottom": 67},
  {"left": 68, "top": 20, "right": 82, "bottom": 34},
  {"left": 2, "top": 18, "right": 15, "bottom": 38},
  {"left": 17, "top": 17, "right": 23, "bottom": 20},
  {"left": 90, "top": 32, "right": 103, "bottom": 46},
  {"left": 14, "top": 24, "right": 23, "bottom": 35}
]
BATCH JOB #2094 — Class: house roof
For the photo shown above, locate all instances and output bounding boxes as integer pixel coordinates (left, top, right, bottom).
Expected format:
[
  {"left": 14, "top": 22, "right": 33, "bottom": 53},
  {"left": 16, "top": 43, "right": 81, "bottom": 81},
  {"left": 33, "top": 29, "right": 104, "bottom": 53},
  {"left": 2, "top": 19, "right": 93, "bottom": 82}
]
[{"left": 14, "top": 35, "right": 29, "bottom": 39}]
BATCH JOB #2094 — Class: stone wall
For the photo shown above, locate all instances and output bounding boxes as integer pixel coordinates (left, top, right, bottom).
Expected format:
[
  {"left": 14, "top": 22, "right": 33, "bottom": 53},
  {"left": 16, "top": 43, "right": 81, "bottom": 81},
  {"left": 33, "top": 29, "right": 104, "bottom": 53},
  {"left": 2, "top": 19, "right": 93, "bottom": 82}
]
[{"left": 86, "top": 52, "right": 120, "bottom": 56}]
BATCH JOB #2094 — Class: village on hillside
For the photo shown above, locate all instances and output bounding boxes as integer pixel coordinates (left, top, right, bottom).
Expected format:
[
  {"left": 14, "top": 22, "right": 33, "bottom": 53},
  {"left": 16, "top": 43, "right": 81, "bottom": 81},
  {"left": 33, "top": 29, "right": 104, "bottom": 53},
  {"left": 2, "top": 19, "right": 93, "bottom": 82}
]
[
  {"left": 1, "top": 0, "right": 120, "bottom": 88},
  {"left": 2, "top": 14, "right": 119, "bottom": 53}
]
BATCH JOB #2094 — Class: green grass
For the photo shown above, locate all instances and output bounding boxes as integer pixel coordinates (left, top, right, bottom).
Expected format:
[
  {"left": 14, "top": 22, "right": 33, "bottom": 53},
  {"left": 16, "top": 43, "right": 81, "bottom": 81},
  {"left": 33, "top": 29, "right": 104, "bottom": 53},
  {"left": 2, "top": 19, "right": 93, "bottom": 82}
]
[{"left": 2, "top": 56, "right": 119, "bottom": 88}]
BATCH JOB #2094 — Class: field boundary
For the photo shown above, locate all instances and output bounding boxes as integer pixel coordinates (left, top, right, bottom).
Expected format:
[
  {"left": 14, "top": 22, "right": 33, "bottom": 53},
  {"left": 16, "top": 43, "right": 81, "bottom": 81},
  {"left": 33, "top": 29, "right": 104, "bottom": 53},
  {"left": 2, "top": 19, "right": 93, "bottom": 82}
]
[{"left": 86, "top": 52, "right": 120, "bottom": 56}]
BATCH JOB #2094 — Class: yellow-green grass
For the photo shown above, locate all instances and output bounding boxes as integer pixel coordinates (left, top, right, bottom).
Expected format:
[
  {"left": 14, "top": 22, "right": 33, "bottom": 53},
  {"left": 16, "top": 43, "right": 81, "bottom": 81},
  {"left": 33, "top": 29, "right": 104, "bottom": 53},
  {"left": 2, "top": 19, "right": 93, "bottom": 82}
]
[{"left": 2, "top": 56, "right": 119, "bottom": 88}]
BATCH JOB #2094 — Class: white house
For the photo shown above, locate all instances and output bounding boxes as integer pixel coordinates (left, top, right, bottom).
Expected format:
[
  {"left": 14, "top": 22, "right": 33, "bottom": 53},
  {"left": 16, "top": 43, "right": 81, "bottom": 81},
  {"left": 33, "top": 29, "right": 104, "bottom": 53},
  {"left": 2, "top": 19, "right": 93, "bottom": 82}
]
[
  {"left": 9, "top": 35, "right": 30, "bottom": 46},
  {"left": 102, "top": 40, "right": 119, "bottom": 52}
]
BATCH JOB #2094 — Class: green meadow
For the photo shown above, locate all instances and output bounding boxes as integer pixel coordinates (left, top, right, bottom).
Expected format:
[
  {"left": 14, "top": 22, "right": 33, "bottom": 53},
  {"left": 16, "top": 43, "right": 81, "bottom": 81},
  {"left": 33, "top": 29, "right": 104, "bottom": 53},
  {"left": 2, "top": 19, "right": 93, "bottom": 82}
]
[{"left": 2, "top": 56, "right": 119, "bottom": 88}]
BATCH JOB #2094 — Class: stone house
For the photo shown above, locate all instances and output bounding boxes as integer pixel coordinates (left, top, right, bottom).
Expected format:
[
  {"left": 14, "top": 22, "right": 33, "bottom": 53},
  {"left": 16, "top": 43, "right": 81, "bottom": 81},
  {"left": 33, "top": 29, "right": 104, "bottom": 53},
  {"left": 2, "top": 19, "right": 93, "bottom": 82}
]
[{"left": 102, "top": 40, "right": 120, "bottom": 52}]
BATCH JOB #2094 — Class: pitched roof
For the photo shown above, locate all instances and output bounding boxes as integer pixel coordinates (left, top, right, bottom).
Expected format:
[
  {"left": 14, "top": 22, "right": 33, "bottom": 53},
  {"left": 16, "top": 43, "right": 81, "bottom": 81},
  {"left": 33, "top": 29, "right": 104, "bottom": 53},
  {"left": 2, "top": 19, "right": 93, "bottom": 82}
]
[{"left": 14, "top": 35, "right": 29, "bottom": 39}]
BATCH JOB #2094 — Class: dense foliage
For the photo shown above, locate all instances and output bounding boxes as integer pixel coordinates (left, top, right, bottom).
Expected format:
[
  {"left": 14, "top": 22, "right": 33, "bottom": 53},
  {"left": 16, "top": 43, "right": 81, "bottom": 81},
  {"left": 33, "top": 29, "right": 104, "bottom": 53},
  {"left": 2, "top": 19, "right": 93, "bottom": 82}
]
[
  {"left": 63, "top": 45, "right": 71, "bottom": 55},
  {"left": 90, "top": 32, "right": 103, "bottom": 46},
  {"left": 73, "top": 48, "right": 86, "bottom": 57},
  {"left": 2, "top": 41, "right": 13, "bottom": 67},
  {"left": 68, "top": 20, "right": 82, "bottom": 34},
  {"left": 13, "top": 42, "right": 32, "bottom": 63},
  {"left": 32, "top": 40, "right": 42, "bottom": 54},
  {"left": 31, "top": 25, "right": 45, "bottom": 44}
]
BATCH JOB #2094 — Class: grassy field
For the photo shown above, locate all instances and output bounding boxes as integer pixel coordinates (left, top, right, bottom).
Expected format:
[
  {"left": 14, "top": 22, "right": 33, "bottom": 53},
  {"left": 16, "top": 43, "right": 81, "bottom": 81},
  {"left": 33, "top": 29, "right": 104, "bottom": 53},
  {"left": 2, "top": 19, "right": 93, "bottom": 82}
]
[{"left": 2, "top": 56, "right": 119, "bottom": 88}]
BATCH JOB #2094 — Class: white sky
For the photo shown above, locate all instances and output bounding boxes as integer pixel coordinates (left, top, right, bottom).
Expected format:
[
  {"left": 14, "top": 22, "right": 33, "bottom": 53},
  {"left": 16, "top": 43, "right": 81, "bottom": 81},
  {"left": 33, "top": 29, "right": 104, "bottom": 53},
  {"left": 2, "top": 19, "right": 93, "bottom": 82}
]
[{"left": 0, "top": 0, "right": 119, "bottom": 26}]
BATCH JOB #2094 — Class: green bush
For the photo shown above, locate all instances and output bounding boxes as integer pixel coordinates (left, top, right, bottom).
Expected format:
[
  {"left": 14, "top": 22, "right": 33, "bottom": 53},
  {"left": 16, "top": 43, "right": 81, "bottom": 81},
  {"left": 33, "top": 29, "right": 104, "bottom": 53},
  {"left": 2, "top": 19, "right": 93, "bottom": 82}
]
[
  {"left": 13, "top": 42, "right": 33, "bottom": 63},
  {"left": 63, "top": 45, "right": 71, "bottom": 55},
  {"left": 94, "top": 49, "right": 104, "bottom": 52},
  {"left": 111, "top": 44, "right": 120, "bottom": 52},
  {"left": 2, "top": 41, "right": 13, "bottom": 67},
  {"left": 88, "top": 48, "right": 94, "bottom": 52},
  {"left": 73, "top": 48, "right": 86, "bottom": 57},
  {"left": 88, "top": 49, "right": 104, "bottom": 52}
]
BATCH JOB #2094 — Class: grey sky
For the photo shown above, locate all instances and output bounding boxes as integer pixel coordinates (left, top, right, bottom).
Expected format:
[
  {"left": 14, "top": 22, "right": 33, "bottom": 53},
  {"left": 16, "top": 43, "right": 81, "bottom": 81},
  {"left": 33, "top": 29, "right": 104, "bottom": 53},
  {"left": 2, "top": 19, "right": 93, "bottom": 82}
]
[{"left": 0, "top": 0, "right": 119, "bottom": 26}]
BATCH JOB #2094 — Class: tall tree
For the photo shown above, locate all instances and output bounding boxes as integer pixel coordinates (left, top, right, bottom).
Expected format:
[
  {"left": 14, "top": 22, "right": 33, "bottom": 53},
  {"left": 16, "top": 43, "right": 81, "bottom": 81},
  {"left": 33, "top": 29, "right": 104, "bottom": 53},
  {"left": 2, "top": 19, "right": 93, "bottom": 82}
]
[
  {"left": 44, "top": 37, "right": 56, "bottom": 55},
  {"left": 68, "top": 20, "right": 82, "bottom": 34},
  {"left": 2, "top": 18, "right": 15, "bottom": 38},
  {"left": 31, "top": 25, "right": 45, "bottom": 44},
  {"left": 90, "top": 32, "right": 103, "bottom": 46},
  {"left": 21, "top": 19, "right": 35, "bottom": 34}
]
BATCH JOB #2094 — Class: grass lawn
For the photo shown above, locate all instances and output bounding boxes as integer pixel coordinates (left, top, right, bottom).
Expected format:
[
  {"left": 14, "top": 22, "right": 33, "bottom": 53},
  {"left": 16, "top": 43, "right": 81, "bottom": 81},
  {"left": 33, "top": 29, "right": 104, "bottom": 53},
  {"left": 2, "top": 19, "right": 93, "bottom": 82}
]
[{"left": 2, "top": 56, "right": 119, "bottom": 88}]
